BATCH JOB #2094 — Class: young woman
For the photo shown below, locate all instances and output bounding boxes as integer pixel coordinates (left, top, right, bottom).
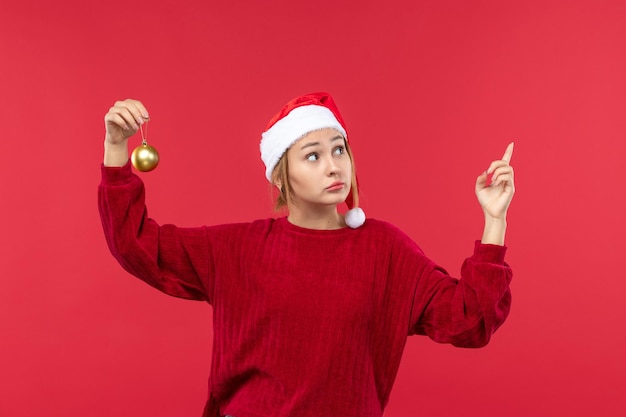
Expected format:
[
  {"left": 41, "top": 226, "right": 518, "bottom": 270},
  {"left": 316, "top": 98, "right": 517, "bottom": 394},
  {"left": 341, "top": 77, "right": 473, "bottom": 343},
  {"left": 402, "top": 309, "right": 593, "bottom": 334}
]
[{"left": 99, "top": 93, "right": 514, "bottom": 417}]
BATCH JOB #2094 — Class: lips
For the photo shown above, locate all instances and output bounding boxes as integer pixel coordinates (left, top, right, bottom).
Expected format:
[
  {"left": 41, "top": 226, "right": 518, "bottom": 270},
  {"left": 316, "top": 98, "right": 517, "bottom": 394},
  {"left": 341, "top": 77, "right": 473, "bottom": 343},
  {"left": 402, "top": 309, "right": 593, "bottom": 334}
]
[{"left": 326, "top": 181, "right": 345, "bottom": 191}]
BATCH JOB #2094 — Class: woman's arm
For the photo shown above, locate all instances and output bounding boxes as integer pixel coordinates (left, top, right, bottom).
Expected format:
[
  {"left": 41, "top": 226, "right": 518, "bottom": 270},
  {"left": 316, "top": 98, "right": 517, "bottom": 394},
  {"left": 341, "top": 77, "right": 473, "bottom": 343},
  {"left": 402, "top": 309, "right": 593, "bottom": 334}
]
[
  {"left": 408, "top": 242, "right": 512, "bottom": 348},
  {"left": 476, "top": 143, "right": 515, "bottom": 245},
  {"left": 99, "top": 99, "right": 213, "bottom": 301},
  {"left": 98, "top": 163, "right": 213, "bottom": 301},
  {"left": 408, "top": 144, "right": 516, "bottom": 345}
]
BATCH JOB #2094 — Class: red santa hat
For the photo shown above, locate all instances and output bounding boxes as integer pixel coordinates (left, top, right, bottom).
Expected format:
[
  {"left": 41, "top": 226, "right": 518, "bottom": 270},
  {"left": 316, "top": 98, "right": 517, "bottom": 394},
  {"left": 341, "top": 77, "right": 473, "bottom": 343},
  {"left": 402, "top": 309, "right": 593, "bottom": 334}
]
[{"left": 260, "top": 92, "right": 365, "bottom": 228}]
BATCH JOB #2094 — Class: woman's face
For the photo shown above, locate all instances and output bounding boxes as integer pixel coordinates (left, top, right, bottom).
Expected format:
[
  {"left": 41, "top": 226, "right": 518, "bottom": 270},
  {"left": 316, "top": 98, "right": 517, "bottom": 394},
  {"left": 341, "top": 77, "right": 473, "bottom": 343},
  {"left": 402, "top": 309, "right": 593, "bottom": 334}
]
[{"left": 285, "top": 128, "right": 352, "bottom": 209}]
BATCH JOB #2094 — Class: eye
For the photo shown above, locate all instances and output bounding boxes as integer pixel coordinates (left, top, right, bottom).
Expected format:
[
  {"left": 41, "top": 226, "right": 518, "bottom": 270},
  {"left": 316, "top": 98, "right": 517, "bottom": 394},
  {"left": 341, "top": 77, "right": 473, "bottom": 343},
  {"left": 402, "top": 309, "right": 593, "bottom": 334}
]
[
  {"left": 333, "top": 146, "right": 345, "bottom": 155},
  {"left": 306, "top": 153, "right": 319, "bottom": 162}
]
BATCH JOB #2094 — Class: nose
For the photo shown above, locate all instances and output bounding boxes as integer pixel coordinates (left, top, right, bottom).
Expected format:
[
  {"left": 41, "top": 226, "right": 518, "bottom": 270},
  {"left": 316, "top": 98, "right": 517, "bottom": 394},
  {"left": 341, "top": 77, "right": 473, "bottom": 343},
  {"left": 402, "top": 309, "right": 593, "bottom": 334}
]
[{"left": 325, "top": 153, "right": 340, "bottom": 176}]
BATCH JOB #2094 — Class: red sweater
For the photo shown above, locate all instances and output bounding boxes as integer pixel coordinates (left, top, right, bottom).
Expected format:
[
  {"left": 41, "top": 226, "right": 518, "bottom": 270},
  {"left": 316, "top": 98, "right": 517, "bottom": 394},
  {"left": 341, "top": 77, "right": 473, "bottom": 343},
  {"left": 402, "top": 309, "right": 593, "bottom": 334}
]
[{"left": 98, "top": 162, "right": 512, "bottom": 417}]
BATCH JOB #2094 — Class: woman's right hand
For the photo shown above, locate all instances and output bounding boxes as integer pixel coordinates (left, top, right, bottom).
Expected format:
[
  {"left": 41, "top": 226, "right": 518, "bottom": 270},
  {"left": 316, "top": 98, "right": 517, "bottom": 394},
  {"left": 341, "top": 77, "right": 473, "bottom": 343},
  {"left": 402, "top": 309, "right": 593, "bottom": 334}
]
[
  {"left": 103, "top": 99, "right": 150, "bottom": 166},
  {"left": 104, "top": 99, "right": 150, "bottom": 145}
]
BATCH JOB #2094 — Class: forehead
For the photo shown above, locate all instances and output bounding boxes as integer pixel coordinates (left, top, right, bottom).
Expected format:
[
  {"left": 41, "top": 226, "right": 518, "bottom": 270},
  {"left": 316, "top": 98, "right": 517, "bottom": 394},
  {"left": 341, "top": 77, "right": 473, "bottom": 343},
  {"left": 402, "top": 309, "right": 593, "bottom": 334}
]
[{"left": 293, "top": 128, "right": 345, "bottom": 148}]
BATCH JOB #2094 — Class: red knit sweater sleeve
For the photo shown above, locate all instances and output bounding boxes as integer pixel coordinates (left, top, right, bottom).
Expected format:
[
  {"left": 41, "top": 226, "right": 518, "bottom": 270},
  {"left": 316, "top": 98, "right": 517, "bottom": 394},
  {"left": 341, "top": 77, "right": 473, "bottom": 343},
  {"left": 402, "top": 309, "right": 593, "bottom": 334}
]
[
  {"left": 406, "top": 238, "right": 512, "bottom": 348},
  {"left": 98, "top": 162, "right": 214, "bottom": 302}
]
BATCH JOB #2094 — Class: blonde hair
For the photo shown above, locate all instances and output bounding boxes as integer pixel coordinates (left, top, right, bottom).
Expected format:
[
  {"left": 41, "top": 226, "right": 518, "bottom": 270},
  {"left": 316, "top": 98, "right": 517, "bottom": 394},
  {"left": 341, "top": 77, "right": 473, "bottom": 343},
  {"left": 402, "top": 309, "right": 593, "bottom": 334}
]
[{"left": 271, "top": 140, "right": 359, "bottom": 211}]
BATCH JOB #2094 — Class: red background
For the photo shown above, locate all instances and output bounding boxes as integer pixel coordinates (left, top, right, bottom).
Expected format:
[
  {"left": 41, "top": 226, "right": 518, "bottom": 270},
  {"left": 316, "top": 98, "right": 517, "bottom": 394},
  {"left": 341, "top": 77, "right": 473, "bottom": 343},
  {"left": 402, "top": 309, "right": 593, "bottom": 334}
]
[{"left": 1, "top": 1, "right": 625, "bottom": 416}]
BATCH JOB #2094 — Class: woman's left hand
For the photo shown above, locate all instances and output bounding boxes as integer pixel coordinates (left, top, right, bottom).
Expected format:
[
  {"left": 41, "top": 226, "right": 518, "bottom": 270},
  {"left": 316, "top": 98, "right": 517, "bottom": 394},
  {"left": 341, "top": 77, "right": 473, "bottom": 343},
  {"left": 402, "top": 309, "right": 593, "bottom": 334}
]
[{"left": 476, "top": 143, "right": 515, "bottom": 220}]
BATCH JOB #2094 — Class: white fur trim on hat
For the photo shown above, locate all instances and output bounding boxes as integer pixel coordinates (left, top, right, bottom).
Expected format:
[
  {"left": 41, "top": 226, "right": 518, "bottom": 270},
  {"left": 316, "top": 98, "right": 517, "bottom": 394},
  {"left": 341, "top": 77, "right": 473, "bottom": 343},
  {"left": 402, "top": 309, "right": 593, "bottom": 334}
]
[{"left": 260, "top": 104, "right": 347, "bottom": 181}]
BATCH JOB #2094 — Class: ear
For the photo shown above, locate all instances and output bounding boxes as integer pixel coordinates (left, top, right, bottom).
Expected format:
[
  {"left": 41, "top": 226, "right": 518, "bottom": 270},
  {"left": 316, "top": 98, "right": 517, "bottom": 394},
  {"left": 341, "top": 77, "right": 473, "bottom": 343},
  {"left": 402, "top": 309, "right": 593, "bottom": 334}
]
[{"left": 274, "top": 182, "right": 286, "bottom": 195}]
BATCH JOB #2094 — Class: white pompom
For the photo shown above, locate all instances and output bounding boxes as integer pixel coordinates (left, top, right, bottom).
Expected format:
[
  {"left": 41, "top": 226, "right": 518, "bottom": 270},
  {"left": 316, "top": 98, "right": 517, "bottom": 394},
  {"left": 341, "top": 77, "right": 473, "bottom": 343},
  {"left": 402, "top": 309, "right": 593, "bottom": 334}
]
[{"left": 344, "top": 207, "right": 366, "bottom": 229}]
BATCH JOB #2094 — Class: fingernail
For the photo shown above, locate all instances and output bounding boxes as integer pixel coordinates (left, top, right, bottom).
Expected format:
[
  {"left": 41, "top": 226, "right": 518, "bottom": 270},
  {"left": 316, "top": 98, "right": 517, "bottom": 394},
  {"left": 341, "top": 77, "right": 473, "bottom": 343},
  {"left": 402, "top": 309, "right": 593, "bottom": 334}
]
[{"left": 143, "top": 112, "right": 150, "bottom": 119}]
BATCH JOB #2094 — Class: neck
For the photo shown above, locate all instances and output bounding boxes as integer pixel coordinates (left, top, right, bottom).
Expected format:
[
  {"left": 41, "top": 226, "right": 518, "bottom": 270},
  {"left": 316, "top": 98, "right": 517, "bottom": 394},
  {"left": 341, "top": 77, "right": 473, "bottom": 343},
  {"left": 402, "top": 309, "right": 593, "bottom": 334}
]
[{"left": 287, "top": 204, "right": 345, "bottom": 230}]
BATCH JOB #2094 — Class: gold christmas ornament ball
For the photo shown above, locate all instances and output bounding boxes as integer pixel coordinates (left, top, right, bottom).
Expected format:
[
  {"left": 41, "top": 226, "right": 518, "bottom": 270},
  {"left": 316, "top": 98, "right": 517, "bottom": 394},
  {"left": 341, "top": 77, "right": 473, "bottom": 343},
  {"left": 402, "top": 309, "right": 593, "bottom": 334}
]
[{"left": 131, "top": 143, "right": 160, "bottom": 172}]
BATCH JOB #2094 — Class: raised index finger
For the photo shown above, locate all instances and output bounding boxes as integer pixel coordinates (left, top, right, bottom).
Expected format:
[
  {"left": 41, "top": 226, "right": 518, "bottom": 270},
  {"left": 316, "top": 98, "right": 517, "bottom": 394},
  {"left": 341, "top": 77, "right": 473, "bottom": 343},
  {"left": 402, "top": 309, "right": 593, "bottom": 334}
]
[{"left": 502, "top": 142, "right": 514, "bottom": 164}]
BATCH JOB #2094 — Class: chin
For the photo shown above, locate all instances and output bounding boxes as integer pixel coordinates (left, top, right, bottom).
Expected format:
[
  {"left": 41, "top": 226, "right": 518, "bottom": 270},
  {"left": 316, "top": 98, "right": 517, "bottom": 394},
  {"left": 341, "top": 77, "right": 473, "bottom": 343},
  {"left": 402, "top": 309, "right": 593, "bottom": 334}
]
[{"left": 326, "top": 197, "right": 349, "bottom": 206}]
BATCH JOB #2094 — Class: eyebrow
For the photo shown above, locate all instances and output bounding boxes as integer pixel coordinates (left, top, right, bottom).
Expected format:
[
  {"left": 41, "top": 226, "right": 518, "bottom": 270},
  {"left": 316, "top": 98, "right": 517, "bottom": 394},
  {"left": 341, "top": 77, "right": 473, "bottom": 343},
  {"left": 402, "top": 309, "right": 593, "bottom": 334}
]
[{"left": 300, "top": 135, "right": 344, "bottom": 151}]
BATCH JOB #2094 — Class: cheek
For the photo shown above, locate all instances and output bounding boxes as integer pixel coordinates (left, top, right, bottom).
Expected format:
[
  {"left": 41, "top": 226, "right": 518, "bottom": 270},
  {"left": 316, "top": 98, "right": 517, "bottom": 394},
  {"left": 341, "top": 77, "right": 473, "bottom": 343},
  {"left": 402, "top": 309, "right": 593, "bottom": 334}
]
[
  {"left": 342, "top": 157, "right": 353, "bottom": 177},
  {"left": 286, "top": 159, "right": 308, "bottom": 189}
]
